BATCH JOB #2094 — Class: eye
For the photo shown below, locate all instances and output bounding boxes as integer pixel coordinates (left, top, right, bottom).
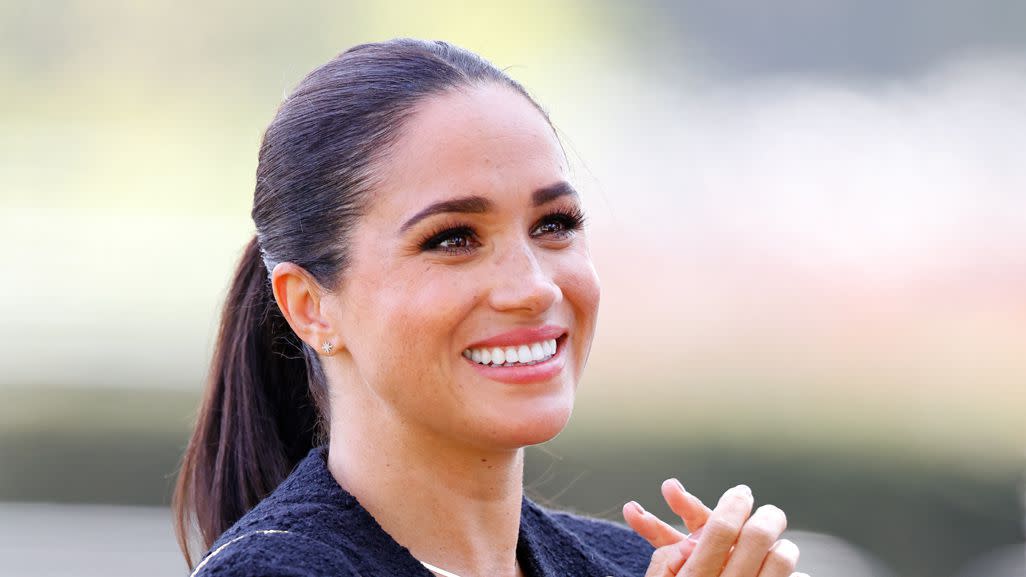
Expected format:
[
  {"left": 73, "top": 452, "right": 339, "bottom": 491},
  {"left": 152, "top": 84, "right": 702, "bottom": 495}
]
[
  {"left": 418, "top": 206, "right": 587, "bottom": 256},
  {"left": 420, "top": 225, "right": 480, "bottom": 256},
  {"left": 531, "top": 206, "right": 586, "bottom": 240}
]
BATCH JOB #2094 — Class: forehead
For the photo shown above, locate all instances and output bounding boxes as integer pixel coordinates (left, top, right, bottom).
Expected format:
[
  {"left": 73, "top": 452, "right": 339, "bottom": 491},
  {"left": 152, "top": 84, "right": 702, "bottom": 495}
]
[{"left": 370, "top": 83, "right": 567, "bottom": 217}]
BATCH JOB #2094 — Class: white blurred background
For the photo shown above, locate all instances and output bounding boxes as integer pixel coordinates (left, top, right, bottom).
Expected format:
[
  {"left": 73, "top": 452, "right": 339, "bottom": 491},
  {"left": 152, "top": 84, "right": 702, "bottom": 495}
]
[{"left": 1, "top": 1, "right": 1024, "bottom": 575}]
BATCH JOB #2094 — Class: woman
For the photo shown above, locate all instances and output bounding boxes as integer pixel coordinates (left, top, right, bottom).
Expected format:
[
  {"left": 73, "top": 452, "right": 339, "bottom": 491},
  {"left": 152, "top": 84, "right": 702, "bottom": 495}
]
[{"left": 173, "top": 38, "right": 804, "bottom": 577}]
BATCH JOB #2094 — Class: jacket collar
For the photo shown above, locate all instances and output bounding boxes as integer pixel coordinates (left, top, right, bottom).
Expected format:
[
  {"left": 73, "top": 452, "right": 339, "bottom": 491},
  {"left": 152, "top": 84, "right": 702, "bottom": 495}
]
[{"left": 260, "top": 445, "right": 617, "bottom": 577}]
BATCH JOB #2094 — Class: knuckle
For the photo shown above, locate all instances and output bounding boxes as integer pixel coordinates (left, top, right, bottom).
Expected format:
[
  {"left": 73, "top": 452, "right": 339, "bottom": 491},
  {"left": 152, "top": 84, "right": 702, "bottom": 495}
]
[
  {"left": 740, "top": 519, "right": 778, "bottom": 546},
  {"left": 779, "top": 539, "right": 800, "bottom": 556},
  {"left": 717, "top": 485, "right": 753, "bottom": 508},
  {"left": 705, "top": 515, "right": 744, "bottom": 540},
  {"left": 645, "top": 544, "right": 682, "bottom": 576},
  {"left": 750, "top": 504, "right": 787, "bottom": 532},
  {"left": 650, "top": 545, "right": 675, "bottom": 564},
  {"left": 767, "top": 539, "right": 801, "bottom": 569},
  {"left": 731, "top": 486, "right": 754, "bottom": 503}
]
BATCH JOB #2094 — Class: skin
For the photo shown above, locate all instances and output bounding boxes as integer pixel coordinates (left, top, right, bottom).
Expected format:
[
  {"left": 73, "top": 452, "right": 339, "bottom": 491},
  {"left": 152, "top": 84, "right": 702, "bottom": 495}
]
[
  {"left": 624, "top": 481, "right": 804, "bottom": 577},
  {"left": 271, "top": 82, "right": 804, "bottom": 577}
]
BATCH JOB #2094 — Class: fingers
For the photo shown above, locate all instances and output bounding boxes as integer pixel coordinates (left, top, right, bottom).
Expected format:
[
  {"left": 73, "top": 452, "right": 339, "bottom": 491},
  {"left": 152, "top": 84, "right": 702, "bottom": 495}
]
[
  {"left": 623, "top": 477, "right": 711, "bottom": 550},
  {"left": 633, "top": 482, "right": 803, "bottom": 577},
  {"left": 642, "top": 541, "right": 693, "bottom": 577},
  {"left": 623, "top": 501, "right": 687, "bottom": 548},
  {"left": 720, "top": 504, "right": 787, "bottom": 577},
  {"left": 678, "top": 484, "right": 754, "bottom": 577},
  {"left": 756, "top": 539, "right": 800, "bottom": 577},
  {"left": 660, "top": 478, "right": 713, "bottom": 534}
]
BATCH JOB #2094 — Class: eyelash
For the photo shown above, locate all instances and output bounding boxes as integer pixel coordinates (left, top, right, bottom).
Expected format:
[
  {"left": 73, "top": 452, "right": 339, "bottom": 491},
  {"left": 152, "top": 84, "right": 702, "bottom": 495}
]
[{"left": 419, "top": 206, "right": 587, "bottom": 256}]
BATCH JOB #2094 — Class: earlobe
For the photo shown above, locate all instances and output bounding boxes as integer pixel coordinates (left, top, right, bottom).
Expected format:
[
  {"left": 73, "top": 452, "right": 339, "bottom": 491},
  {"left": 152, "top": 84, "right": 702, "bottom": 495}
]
[{"left": 270, "top": 262, "right": 339, "bottom": 354}]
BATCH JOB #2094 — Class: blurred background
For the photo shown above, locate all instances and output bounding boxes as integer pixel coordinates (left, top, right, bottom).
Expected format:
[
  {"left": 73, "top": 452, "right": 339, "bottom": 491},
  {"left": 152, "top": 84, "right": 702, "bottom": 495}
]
[{"left": 1, "top": 1, "right": 1024, "bottom": 576}]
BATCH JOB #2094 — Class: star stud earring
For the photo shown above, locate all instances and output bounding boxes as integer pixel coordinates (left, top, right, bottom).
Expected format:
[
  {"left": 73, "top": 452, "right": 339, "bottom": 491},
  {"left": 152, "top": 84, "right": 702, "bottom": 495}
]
[{"left": 321, "top": 341, "right": 334, "bottom": 355}]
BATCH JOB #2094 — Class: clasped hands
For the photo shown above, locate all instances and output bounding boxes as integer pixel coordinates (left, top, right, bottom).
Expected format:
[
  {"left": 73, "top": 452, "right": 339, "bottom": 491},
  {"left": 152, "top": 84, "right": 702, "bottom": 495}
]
[{"left": 623, "top": 480, "right": 805, "bottom": 577}]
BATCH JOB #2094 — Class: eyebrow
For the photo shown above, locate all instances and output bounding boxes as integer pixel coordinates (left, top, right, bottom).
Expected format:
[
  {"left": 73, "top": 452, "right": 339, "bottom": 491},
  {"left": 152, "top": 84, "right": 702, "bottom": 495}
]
[{"left": 398, "top": 181, "right": 578, "bottom": 234}]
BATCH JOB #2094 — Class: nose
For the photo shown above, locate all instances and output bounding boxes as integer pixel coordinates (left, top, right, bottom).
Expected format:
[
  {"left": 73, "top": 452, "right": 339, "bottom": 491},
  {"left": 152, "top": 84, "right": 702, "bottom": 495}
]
[{"left": 487, "top": 239, "right": 561, "bottom": 315}]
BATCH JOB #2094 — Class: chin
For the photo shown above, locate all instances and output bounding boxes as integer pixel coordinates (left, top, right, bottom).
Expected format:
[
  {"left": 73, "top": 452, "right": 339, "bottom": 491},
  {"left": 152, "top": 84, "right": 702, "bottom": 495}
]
[{"left": 489, "top": 400, "right": 575, "bottom": 449}]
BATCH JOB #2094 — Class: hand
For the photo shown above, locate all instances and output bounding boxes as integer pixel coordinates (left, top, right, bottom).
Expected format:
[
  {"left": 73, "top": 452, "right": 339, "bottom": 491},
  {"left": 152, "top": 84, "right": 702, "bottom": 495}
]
[{"left": 622, "top": 480, "right": 805, "bottom": 577}]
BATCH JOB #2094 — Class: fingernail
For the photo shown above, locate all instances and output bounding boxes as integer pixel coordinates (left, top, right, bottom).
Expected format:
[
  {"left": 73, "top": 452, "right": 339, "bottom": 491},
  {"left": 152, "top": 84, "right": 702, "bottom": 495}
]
[
  {"left": 629, "top": 501, "right": 645, "bottom": 515},
  {"left": 672, "top": 478, "right": 687, "bottom": 494},
  {"left": 736, "top": 484, "right": 752, "bottom": 497}
]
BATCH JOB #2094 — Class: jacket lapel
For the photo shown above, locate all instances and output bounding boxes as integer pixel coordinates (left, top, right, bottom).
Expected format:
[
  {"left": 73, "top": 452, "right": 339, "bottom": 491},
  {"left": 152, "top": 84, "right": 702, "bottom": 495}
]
[{"left": 517, "top": 497, "right": 619, "bottom": 577}]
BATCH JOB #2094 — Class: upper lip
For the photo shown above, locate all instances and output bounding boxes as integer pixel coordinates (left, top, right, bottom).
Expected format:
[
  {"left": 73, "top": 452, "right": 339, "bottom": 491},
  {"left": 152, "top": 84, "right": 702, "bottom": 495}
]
[{"left": 465, "top": 324, "right": 568, "bottom": 349}]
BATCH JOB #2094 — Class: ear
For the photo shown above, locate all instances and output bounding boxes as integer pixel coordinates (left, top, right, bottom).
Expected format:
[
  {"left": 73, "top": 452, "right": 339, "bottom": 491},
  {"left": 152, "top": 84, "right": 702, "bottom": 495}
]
[{"left": 270, "top": 262, "right": 339, "bottom": 355}]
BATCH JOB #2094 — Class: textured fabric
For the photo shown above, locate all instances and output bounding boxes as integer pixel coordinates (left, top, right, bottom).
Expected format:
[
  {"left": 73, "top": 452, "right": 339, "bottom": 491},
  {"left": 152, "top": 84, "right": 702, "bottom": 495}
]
[{"left": 192, "top": 445, "right": 654, "bottom": 577}]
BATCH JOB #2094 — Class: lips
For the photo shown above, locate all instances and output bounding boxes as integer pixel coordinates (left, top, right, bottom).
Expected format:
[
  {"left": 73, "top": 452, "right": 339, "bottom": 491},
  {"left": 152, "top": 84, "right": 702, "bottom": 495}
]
[
  {"left": 462, "top": 333, "right": 569, "bottom": 385},
  {"left": 465, "top": 324, "right": 568, "bottom": 349}
]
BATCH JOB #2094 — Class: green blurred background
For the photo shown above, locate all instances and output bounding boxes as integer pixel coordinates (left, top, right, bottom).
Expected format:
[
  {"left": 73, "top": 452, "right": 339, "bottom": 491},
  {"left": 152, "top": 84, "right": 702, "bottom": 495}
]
[{"left": 2, "top": 1, "right": 1024, "bottom": 576}]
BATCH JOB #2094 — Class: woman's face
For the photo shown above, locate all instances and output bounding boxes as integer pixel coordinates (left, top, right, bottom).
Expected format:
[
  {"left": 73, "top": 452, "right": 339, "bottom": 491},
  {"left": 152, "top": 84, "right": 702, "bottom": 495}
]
[{"left": 325, "top": 83, "right": 600, "bottom": 451}]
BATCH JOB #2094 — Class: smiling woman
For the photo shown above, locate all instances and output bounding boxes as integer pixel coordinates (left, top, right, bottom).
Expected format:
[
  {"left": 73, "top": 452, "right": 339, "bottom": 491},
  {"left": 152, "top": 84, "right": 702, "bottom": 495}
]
[{"left": 172, "top": 38, "right": 805, "bottom": 577}]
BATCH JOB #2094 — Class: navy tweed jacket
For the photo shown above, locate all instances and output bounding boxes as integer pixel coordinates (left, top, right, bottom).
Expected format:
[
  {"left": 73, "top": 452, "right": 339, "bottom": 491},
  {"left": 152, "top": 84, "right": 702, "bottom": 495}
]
[{"left": 191, "top": 445, "right": 654, "bottom": 577}]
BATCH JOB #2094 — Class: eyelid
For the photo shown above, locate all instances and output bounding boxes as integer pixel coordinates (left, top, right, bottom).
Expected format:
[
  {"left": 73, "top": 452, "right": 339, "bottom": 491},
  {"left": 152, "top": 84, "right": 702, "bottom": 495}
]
[{"left": 417, "top": 205, "right": 587, "bottom": 254}]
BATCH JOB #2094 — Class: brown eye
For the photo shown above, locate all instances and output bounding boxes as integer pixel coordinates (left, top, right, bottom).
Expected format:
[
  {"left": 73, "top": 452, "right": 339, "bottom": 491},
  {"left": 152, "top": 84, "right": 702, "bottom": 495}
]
[
  {"left": 437, "top": 233, "right": 472, "bottom": 249},
  {"left": 533, "top": 219, "right": 570, "bottom": 237},
  {"left": 531, "top": 208, "right": 585, "bottom": 240},
  {"left": 421, "top": 225, "right": 480, "bottom": 255}
]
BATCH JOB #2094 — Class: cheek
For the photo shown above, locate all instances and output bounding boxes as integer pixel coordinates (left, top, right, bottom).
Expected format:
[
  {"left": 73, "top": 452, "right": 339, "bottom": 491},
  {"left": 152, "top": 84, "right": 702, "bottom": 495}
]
[
  {"left": 367, "top": 267, "right": 478, "bottom": 367},
  {"left": 559, "top": 252, "right": 601, "bottom": 326}
]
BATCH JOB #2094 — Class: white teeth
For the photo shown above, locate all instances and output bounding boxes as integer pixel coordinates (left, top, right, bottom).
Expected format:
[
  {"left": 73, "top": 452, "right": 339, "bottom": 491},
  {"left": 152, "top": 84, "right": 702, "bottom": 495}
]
[
  {"left": 491, "top": 347, "right": 506, "bottom": 365},
  {"left": 517, "top": 345, "right": 531, "bottom": 362},
  {"left": 463, "top": 338, "right": 559, "bottom": 367},
  {"left": 530, "top": 342, "right": 544, "bottom": 361}
]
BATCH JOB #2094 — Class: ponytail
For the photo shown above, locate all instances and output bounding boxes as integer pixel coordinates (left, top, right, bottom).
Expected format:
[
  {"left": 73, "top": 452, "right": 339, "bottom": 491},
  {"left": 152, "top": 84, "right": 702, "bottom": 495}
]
[
  {"left": 172, "top": 237, "right": 324, "bottom": 568},
  {"left": 172, "top": 38, "right": 558, "bottom": 568}
]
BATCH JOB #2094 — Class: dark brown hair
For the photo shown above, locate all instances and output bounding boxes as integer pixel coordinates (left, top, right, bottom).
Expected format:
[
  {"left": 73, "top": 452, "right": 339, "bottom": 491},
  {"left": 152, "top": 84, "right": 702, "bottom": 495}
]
[{"left": 171, "top": 38, "right": 551, "bottom": 568}]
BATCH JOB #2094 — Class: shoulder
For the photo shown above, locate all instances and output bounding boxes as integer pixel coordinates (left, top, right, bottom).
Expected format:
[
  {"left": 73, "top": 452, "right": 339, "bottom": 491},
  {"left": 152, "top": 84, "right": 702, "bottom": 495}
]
[
  {"left": 191, "top": 446, "right": 366, "bottom": 576},
  {"left": 190, "top": 530, "right": 360, "bottom": 577},
  {"left": 545, "top": 506, "right": 655, "bottom": 574}
]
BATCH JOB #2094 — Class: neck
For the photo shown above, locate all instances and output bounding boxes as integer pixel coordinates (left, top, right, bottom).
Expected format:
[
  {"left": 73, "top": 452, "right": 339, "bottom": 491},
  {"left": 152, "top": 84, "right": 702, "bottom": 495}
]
[{"left": 326, "top": 394, "right": 525, "bottom": 577}]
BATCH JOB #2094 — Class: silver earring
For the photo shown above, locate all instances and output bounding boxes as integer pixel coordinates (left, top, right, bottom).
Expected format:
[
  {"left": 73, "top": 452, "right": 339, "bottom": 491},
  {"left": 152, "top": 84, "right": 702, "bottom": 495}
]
[{"left": 321, "top": 341, "right": 334, "bottom": 355}]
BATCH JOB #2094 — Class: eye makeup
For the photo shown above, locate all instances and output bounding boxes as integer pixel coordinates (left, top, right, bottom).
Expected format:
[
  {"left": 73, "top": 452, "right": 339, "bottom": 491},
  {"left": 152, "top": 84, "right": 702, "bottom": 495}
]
[{"left": 417, "top": 204, "right": 587, "bottom": 256}]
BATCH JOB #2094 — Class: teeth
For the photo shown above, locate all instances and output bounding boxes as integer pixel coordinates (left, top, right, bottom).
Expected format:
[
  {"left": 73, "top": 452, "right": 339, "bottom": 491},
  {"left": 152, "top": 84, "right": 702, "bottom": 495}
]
[
  {"left": 517, "top": 345, "right": 531, "bottom": 362},
  {"left": 463, "top": 338, "right": 559, "bottom": 367},
  {"left": 530, "top": 342, "right": 544, "bottom": 360}
]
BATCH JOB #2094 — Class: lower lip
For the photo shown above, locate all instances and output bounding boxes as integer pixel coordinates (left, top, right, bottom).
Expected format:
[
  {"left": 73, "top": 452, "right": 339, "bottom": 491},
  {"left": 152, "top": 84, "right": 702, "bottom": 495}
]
[{"left": 464, "top": 335, "right": 568, "bottom": 385}]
